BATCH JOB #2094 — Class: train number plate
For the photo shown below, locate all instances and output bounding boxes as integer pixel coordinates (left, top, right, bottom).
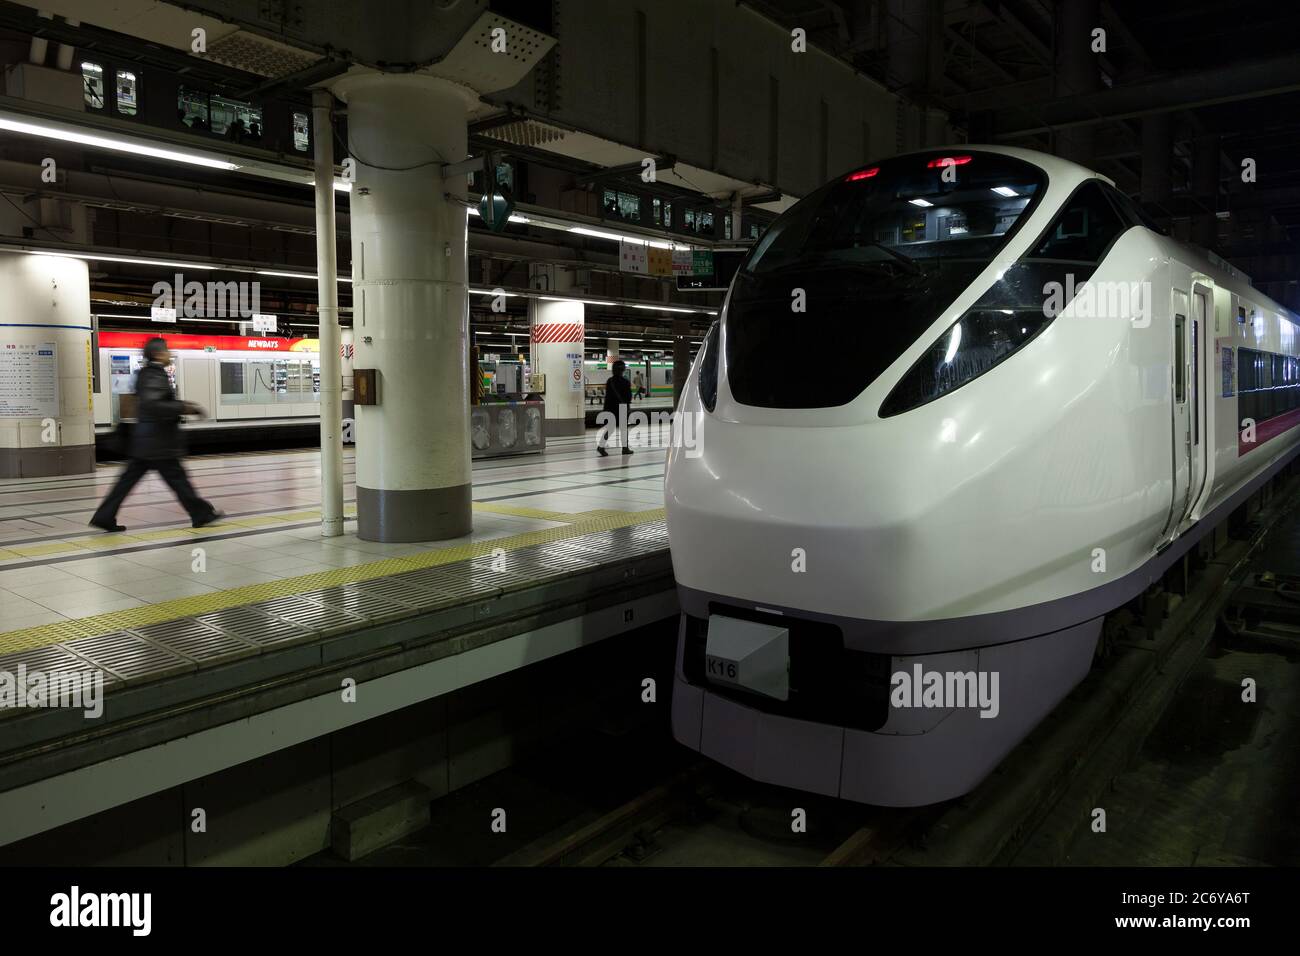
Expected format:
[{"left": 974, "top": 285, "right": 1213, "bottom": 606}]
[
  {"left": 705, "top": 655, "right": 739, "bottom": 681},
  {"left": 704, "top": 615, "right": 790, "bottom": 701}
]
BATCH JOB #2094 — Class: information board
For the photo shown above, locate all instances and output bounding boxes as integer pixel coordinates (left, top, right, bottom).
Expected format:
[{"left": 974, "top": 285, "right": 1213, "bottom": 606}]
[
  {"left": 0, "top": 341, "right": 59, "bottom": 418},
  {"left": 568, "top": 351, "right": 583, "bottom": 393},
  {"left": 619, "top": 241, "right": 648, "bottom": 274}
]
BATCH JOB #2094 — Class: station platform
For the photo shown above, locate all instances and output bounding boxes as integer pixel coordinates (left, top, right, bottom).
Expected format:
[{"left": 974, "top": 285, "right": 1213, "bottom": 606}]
[{"left": 0, "top": 435, "right": 674, "bottom": 848}]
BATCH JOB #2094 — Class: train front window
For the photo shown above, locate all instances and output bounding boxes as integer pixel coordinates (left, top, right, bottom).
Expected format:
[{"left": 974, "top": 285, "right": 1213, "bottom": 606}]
[
  {"left": 727, "top": 151, "right": 1047, "bottom": 409},
  {"left": 743, "top": 153, "right": 1044, "bottom": 277}
]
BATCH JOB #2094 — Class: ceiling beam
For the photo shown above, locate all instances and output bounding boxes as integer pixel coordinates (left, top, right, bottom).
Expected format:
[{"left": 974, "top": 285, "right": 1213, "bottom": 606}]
[
  {"left": 944, "top": 25, "right": 1016, "bottom": 84},
  {"left": 992, "top": 52, "right": 1300, "bottom": 137}
]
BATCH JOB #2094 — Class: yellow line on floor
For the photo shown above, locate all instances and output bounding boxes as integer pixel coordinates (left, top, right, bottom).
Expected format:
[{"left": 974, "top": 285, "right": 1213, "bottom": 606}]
[
  {"left": 470, "top": 502, "right": 587, "bottom": 523},
  {"left": 0, "top": 507, "right": 667, "bottom": 656}
]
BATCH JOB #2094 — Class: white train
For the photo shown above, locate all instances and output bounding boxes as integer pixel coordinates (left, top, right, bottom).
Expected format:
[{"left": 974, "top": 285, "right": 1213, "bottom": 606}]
[{"left": 666, "top": 145, "right": 1300, "bottom": 806}]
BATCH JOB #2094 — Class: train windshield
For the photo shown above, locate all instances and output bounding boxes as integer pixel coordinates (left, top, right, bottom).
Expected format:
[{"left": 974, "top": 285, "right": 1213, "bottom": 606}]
[{"left": 727, "top": 151, "right": 1047, "bottom": 409}]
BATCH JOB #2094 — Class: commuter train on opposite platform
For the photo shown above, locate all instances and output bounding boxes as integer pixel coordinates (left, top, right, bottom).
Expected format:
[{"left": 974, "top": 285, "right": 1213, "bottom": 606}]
[{"left": 666, "top": 145, "right": 1300, "bottom": 806}]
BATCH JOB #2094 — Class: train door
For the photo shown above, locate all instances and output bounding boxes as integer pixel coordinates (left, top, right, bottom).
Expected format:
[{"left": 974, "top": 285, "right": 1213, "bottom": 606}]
[
  {"left": 1159, "top": 289, "right": 1193, "bottom": 546},
  {"left": 1183, "top": 285, "right": 1213, "bottom": 524}
]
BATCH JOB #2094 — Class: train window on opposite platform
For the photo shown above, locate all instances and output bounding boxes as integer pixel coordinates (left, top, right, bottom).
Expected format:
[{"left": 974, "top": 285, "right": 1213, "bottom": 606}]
[
  {"left": 115, "top": 69, "right": 138, "bottom": 116},
  {"left": 81, "top": 62, "right": 104, "bottom": 110},
  {"left": 293, "top": 112, "right": 309, "bottom": 151}
]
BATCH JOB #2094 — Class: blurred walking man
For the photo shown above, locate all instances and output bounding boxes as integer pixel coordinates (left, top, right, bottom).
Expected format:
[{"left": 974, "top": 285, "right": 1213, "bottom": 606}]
[{"left": 90, "top": 337, "right": 222, "bottom": 531}]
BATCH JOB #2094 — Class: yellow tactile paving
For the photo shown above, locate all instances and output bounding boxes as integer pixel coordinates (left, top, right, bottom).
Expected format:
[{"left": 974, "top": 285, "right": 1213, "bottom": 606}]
[
  {"left": 470, "top": 502, "right": 584, "bottom": 522},
  {"left": 0, "top": 501, "right": 576, "bottom": 567},
  {"left": 6, "top": 542, "right": 82, "bottom": 558},
  {"left": 0, "top": 507, "right": 667, "bottom": 656}
]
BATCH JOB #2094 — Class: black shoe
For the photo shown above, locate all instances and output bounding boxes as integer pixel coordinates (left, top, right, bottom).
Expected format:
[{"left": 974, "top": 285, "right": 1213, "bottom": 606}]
[
  {"left": 597, "top": 447, "right": 608, "bottom": 457},
  {"left": 622, "top": 447, "right": 634, "bottom": 455},
  {"left": 192, "top": 510, "right": 224, "bottom": 529},
  {"left": 89, "top": 518, "right": 126, "bottom": 533}
]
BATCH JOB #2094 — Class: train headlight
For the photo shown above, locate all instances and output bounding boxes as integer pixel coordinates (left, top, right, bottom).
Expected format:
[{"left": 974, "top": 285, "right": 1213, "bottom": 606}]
[
  {"left": 698, "top": 319, "right": 721, "bottom": 412},
  {"left": 879, "top": 308, "right": 1052, "bottom": 417}
]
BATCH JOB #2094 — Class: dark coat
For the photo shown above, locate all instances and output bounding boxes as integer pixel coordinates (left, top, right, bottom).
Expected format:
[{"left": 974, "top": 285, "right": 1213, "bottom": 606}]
[
  {"left": 131, "top": 362, "right": 188, "bottom": 460},
  {"left": 603, "top": 373, "right": 632, "bottom": 414}
]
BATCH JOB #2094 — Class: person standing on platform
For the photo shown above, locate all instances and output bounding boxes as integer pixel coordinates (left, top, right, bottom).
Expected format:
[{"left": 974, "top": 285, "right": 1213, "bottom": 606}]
[
  {"left": 90, "top": 337, "right": 223, "bottom": 532},
  {"left": 597, "top": 359, "right": 633, "bottom": 457}
]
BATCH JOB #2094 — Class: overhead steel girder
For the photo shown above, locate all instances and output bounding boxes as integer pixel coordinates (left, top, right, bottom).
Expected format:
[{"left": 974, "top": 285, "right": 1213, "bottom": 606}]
[{"left": 992, "top": 53, "right": 1300, "bottom": 138}]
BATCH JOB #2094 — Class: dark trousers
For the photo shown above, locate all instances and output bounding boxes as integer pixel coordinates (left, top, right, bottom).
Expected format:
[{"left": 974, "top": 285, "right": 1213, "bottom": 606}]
[
  {"left": 597, "top": 406, "right": 630, "bottom": 450},
  {"left": 92, "top": 457, "right": 215, "bottom": 525}
]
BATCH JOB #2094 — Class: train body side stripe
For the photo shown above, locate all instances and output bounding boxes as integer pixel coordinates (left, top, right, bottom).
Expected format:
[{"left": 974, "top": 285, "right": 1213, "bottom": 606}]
[{"left": 1239, "top": 406, "right": 1300, "bottom": 455}]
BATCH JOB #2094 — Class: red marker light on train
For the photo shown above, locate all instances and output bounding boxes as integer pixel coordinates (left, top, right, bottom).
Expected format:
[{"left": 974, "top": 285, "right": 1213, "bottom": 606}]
[
  {"left": 927, "top": 156, "right": 972, "bottom": 168},
  {"left": 846, "top": 167, "right": 879, "bottom": 181}
]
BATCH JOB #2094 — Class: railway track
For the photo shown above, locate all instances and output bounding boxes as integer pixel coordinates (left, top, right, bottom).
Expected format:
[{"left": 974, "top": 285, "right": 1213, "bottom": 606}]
[{"left": 494, "top": 761, "right": 936, "bottom": 867}]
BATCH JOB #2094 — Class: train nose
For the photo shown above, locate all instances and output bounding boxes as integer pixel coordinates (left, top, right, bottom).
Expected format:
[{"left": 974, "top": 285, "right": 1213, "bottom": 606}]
[{"left": 666, "top": 419, "right": 933, "bottom": 623}]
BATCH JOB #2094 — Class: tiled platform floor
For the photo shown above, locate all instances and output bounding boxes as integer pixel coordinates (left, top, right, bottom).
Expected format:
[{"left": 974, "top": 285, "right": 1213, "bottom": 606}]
[{"left": 0, "top": 433, "right": 669, "bottom": 655}]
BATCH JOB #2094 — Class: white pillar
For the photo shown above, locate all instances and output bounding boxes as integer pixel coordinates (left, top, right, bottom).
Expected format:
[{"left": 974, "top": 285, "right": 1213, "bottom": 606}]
[
  {"left": 312, "top": 88, "right": 344, "bottom": 537},
  {"left": 340, "top": 324, "right": 355, "bottom": 444},
  {"left": 529, "top": 298, "right": 585, "bottom": 436},
  {"left": 334, "top": 73, "right": 473, "bottom": 542},
  {"left": 607, "top": 338, "right": 620, "bottom": 365},
  {"left": 0, "top": 252, "right": 95, "bottom": 477}
]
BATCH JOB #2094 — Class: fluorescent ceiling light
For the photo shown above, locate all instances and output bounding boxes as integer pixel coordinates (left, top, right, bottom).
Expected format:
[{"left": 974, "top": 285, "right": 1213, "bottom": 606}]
[
  {"left": 29, "top": 250, "right": 217, "bottom": 269},
  {"left": 651, "top": 339, "right": 674, "bottom": 343},
  {"left": 909, "top": 198, "right": 933, "bottom": 207},
  {"left": 537, "top": 295, "right": 617, "bottom": 306},
  {"left": 991, "top": 186, "right": 1019, "bottom": 198},
  {"left": 569, "top": 227, "right": 677, "bottom": 250},
  {"left": 256, "top": 270, "right": 353, "bottom": 283},
  {"left": 569, "top": 226, "right": 630, "bottom": 243},
  {"left": 631, "top": 304, "right": 699, "bottom": 314},
  {"left": 469, "top": 288, "right": 520, "bottom": 296},
  {"left": 0, "top": 116, "right": 240, "bottom": 171}
]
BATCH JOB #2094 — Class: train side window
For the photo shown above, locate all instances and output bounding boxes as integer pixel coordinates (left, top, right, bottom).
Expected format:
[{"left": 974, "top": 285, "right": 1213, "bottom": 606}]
[
  {"left": 1242, "top": 347, "right": 1257, "bottom": 424},
  {"left": 1174, "top": 313, "right": 1186, "bottom": 404},
  {"left": 1031, "top": 181, "right": 1126, "bottom": 263},
  {"left": 293, "top": 112, "right": 310, "bottom": 152},
  {"left": 82, "top": 62, "right": 104, "bottom": 110},
  {"left": 1192, "top": 319, "right": 1199, "bottom": 444},
  {"left": 115, "top": 69, "right": 138, "bottom": 116},
  {"left": 178, "top": 86, "right": 210, "bottom": 131}
]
